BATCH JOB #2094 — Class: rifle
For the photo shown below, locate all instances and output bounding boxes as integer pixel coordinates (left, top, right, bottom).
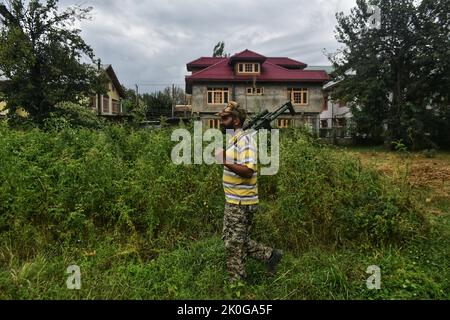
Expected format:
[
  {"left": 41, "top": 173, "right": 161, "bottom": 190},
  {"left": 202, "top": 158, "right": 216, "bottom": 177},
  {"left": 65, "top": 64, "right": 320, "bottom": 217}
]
[{"left": 242, "top": 101, "right": 295, "bottom": 131}]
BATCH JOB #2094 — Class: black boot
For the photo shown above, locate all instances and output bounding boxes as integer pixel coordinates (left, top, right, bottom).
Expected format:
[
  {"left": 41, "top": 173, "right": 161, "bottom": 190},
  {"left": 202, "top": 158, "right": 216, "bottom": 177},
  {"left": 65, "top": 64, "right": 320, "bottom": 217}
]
[{"left": 267, "top": 249, "right": 283, "bottom": 275}]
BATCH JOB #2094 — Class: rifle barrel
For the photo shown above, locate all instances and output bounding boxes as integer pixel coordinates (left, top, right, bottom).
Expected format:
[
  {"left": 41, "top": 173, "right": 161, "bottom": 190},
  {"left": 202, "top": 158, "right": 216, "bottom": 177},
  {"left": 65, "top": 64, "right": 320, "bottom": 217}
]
[{"left": 245, "top": 101, "right": 296, "bottom": 131}]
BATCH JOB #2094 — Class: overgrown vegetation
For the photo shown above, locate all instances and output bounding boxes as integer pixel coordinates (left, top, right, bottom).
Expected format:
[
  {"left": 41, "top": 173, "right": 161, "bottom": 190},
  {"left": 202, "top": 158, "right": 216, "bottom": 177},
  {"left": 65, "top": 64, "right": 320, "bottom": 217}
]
[
  {"left": 0, "top": 0, "right": 106, "bottom": 124},
  {"left": 0, "top": 121, "right": 448, "bottom": 299},
  {"left": 331, "top": 0, "right": 450, "bottom": 150}
]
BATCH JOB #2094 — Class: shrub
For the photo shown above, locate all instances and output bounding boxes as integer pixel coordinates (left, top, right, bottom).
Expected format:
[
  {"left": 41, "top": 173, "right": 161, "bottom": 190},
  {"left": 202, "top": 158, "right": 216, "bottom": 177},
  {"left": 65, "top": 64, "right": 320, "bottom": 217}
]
[
  {"left": 256, "top": 130, "right": 427, "bottom": 251},
  {"left": 42, "top": 102, "right": 106, "bottom": 130},
  {"left": 0, "top": 126, "right": 428, "bottom": 259}
]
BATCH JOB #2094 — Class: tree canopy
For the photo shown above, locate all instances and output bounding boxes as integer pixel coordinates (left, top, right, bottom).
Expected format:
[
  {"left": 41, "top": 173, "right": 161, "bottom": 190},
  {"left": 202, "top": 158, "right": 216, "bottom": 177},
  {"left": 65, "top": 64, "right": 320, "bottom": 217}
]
[
  {"left": 213, "top": 41, "right": 227, "bottom": 57},
  {"left": 331, "top": 0, "right": 449, "bottom": 149},
  {"left": 0, "top": 0, "right": 106, "bottom": 124}
]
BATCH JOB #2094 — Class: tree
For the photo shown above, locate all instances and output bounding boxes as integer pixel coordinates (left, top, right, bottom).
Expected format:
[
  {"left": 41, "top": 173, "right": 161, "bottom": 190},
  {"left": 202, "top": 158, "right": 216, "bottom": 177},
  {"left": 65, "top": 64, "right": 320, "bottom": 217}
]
[
  {"left": 0, "top": 0, "right": 106, "bottom": 124},
  {"left": 213, "top": 41, "right": 227, "bottom": 57},
  {"left": 143, "top": 88, "right": 172, "bottom": 120},
  {"left": 330, "top": 0, "right": 450, "bottom": 149},
  {"left": 163, "top": 85, "right": 186, "bottom": 105},
  {"left": 139, "top": 86, "right": 187, "bottom": 120},
  {"left": 121, "top": 85, "right": 138, "bottom": 113}
]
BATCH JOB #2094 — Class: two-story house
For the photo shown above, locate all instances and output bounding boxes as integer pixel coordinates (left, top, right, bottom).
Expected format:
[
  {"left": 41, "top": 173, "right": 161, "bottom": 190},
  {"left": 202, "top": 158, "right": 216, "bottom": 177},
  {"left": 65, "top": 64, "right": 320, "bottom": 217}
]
[
  {"left": 1, "top": 64, "right": 126, "bottom": 120},
  {"left": 319, "top": 68, "right": 356, "bottom": 138},
  {"left": 91, "top": 64, "right": 126, "bottom": 118},
  {"left": 185, "top": 49, "right": 329, "bottom": 132},
  {"left": 320, "top": 79, "right": 352, "bottom": 137}
]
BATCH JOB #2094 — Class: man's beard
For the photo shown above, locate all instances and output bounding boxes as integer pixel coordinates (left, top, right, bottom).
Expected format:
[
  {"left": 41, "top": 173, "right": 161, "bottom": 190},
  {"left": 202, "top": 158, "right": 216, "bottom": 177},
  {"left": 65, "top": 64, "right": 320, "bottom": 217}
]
[{"left": 221, "top": 123, "right": 234, "bottom": 134}]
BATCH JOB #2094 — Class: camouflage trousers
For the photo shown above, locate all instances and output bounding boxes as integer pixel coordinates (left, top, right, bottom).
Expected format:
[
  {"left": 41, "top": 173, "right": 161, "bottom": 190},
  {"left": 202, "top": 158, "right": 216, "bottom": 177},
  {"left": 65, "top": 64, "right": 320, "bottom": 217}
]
[{"left": 222, "top": 202, "right": 273, "bottom": 282}]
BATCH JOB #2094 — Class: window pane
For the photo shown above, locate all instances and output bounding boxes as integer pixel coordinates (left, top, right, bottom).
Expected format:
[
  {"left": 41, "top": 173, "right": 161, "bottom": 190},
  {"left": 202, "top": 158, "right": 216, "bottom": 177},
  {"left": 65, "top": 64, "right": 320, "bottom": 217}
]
[
  {"left": 214, "top": 92, "right": 222, "bottom": 104},
  {"left": 303, "top": 92, "right": 308, "bottom": 104},
  {"left": 208, "top": 92, "right": 212, "bottom": 104},
  {"left": 112, "top": 100, "right": 119, "bottom": 114},
  {"left": 103, "top": 97, "right": 109, "bottom": 113},
  {"left": 239, "top": 64, "right": 243, "bottom": 72},
  {"left": 323, "top": 96, "right": 328, "bottom": 111},
  {"left": 245, "top": 64, "right": 253, "bottom": 72},
  {"left": 247, "top": 88, "right": 252, "bottom": 95},
  {"left": 254, "top": 64, "right": 259, "bottom": 73},
  {"left": 293, "top": 92, "right": 302, "bottom": 104},
  {"left": 224, "top": 91, "right": 229, "bottom": 103}
]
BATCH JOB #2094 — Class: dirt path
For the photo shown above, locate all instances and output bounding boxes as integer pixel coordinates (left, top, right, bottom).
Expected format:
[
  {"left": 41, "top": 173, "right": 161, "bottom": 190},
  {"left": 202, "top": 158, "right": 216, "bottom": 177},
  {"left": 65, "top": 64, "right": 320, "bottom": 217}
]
[{"left": 344, "top": 149, "right": 450, "bottom": 215}]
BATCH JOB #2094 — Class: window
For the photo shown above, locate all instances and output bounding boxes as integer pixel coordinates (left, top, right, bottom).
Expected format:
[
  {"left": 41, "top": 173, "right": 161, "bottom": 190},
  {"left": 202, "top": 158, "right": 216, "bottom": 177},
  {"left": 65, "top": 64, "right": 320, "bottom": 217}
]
[
  {"left": 112, "top": 99, "right": 120, "bottom": 114},
  {"left": 246, "top": 87, "right": 264, "bottom": 96},
  {"left": 208, "top": 119, "right": 221, "bottom": 129},
  {"left": 207, "top": 88, "right": 229, "bottom": 104},
  {"left": 102, "top": 96, "right": 110, "bottom": 113},
  {"left": 321, "top": 120, "right": 328, "bottom": 128},
  {"left": 323, "top": 95, "right": 329, "bottom": 111},
  {"left": 288, "top": 88, "right": 308, "bottom": 105},
  {"left": 277, "top": 119, "right": 292, "bottom": 128},
  {"left": 237, "top": 63, "right": 260, "bottom": 74}
]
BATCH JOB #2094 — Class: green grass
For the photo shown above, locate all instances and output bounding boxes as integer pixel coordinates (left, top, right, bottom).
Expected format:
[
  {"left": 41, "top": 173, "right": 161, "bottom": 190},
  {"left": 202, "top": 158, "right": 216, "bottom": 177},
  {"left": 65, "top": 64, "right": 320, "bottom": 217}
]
[
  {"left": 0, "top": 213, "right": 448, "bottom": 300},
  {"left": 0, "top": 122, "right": 448, "bottom": 300}
]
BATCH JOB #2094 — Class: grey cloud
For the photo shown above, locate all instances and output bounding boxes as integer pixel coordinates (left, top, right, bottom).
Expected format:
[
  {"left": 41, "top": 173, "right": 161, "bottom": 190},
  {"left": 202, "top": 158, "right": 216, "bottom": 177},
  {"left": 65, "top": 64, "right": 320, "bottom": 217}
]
[{"left": 58, "top": 0, "right": 356, "bottom": 92}]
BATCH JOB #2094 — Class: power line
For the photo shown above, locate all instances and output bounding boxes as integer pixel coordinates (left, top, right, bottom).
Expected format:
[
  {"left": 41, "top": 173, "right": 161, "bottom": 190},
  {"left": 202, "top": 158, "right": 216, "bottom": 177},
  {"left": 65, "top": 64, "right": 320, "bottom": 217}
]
[{"left": 136, "top": 83, "right": 184, "bottom": 87}]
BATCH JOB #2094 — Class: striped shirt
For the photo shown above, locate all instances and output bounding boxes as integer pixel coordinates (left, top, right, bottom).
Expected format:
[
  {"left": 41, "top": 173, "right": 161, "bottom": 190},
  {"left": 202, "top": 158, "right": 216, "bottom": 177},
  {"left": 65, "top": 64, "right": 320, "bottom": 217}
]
[{"left": 223, "top": 129, "right": 258, "bottom": 205}]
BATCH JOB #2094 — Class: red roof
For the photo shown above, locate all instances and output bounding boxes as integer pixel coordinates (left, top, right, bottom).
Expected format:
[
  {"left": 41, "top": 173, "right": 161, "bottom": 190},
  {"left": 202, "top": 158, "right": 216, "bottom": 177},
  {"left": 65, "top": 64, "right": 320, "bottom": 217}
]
[
  {"left": 266, "top": 57, "right": 307, "bottom": 69},
  {"left": 186, "top": 50, "right": 329, "bottom": 93},
  {"left": 187, "top": 57, "right": 226, "bottom": 71},
  {"left": 187, "top": 55, "right": 307, "bottom": 71},
  {"left": 231, "top": 49, "right": 266, "bottom": 59},
  {"left": 229, "top": 49, "right": 267, "bottom": 65}
]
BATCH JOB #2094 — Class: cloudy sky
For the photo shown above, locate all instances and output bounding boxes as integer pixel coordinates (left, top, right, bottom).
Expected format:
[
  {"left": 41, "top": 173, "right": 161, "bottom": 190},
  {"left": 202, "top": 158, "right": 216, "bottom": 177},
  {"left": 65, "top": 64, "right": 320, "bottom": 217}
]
[{"left": 58, "top": 0, "right": 357, "bottom": 93}]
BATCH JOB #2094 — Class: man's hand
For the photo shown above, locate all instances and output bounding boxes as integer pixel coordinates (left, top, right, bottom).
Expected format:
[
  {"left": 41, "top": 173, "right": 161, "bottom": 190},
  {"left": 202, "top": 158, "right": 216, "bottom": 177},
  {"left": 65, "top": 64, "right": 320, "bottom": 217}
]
[{"left": 215, "top": 148, "right": 225, "bottom": 164}]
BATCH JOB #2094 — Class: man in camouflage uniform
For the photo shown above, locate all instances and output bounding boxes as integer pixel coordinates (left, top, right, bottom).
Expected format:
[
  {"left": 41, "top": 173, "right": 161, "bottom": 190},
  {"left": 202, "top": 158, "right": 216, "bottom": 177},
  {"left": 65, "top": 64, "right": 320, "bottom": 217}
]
[{"left": 215, "top": 101, "right": 283, "bottom": 282}]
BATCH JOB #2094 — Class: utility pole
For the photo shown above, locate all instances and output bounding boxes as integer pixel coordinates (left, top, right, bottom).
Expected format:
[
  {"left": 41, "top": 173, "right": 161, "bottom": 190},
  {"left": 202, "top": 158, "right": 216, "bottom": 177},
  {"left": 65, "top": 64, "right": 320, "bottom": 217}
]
[
  {"left": 135, "top": 84, "right": 139, "bottom": 108},
  {"left": 172, "top": 84, "right": 175, "bottom": 118},
  {"left": 184, "top": 92, "right": 187, "bottom": 118},
  {"left": 97, "top": 61, "right": 102, "bottom": 116}
]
